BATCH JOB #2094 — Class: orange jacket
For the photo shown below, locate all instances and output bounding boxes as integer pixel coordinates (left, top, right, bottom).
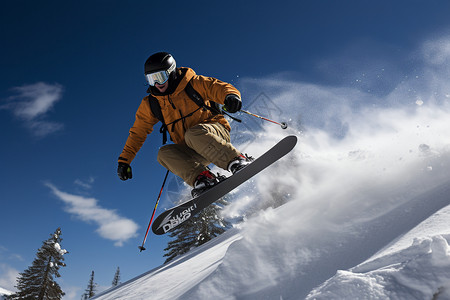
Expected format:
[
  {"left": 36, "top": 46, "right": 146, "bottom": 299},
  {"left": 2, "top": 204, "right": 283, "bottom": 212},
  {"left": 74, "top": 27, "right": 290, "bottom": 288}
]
[{"left": 118, "top": 67, "right": 241, "bottom": 164}]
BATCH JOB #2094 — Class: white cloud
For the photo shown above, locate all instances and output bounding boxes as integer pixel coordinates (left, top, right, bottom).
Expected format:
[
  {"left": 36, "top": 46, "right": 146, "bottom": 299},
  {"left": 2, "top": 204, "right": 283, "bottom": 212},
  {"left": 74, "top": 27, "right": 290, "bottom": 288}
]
[
  {"left": 1, "top": 82, "right": 64, "bottom": 137},
  {"left": 0, "top": 264, "right": 19, "bottom": 292},
  {"left": 45, "top": 183, "right": 139, "bottom": 246}
]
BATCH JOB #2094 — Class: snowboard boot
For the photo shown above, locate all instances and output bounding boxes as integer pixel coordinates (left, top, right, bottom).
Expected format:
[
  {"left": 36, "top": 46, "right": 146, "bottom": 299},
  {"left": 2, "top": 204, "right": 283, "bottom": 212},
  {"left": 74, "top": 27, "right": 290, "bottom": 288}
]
[
  {"left": 191, "top": 170, "right": 220, "bottom": 198},
  {"left": 228, "top": 154, "right": 254, "bottom": 174}
]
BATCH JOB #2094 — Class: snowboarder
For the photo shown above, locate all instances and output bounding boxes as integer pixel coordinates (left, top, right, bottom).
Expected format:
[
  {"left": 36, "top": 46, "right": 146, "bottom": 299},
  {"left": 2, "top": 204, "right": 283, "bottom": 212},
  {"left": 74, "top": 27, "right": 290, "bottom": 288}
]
[{"left": 117, "top": 52, "right": 252, "bottom": 197}]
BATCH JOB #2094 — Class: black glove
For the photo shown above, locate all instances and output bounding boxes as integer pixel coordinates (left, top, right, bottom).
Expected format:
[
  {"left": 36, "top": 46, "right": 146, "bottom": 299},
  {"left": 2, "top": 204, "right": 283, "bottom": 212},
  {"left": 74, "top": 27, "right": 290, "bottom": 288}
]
[
  {"left": 117, "top": 162, "right": 132, "bottom": 181},
  {"left": 223, "top": 94, "right": 242, "bottom": 113}
]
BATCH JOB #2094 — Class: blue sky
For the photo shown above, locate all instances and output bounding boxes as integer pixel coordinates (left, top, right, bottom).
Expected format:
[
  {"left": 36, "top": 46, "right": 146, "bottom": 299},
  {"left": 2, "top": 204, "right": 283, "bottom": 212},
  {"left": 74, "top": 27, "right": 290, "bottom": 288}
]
[{"left": 2, "top": 0, "right": 450, "bottom": 298}]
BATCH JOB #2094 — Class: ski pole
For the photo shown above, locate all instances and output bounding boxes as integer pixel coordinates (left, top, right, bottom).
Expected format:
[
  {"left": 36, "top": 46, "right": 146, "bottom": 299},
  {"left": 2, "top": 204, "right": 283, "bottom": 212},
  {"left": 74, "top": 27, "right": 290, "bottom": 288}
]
[
  {"left": 139, "top": 170, "right": 170, "bottom": 252},
  {"left": 240, "top": 109, "right": 288, "bottom": 129}
]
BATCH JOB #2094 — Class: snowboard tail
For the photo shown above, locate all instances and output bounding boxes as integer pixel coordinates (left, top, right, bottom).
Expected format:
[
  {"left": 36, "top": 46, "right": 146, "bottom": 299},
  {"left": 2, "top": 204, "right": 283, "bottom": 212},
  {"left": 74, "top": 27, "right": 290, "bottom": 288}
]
[{"left": 152, "top": 135, "right": 297, "bottom": 235}]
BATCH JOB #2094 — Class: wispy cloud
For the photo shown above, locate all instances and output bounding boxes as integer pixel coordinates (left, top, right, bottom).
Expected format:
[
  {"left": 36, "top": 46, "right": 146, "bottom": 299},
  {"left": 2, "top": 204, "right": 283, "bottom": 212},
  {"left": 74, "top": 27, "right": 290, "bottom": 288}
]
[
  {"left": 74, "top": 177, "right": 95, "bottom": 189},
  {"left": 1, "top": 82, "right": 64, "bottom": 137},
  {"left": 45, "top": 183, "right": 139, "bottom": 246},
  {"left": 0, "top": 245, "right": 23, "bottom": 262}
]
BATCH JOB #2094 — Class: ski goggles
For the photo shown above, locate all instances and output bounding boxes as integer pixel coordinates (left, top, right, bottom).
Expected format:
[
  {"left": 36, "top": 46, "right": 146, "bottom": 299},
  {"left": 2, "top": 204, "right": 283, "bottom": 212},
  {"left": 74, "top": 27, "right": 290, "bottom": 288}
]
[{"left": 145, "top": 70, "right": 170, "bottom": 86}]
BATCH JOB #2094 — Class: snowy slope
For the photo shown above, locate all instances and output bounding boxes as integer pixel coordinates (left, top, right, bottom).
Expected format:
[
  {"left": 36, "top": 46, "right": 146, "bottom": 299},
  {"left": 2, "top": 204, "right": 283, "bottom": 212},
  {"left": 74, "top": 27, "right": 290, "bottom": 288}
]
[
  {"left": 93, "top": 230, "right": 242, "bottom": 299},
  {"left": 307, "top": 204, "right": 450, "bottom": 299},
  {"left": 93, "top": 43, "right": 450, "bottom": 299}
]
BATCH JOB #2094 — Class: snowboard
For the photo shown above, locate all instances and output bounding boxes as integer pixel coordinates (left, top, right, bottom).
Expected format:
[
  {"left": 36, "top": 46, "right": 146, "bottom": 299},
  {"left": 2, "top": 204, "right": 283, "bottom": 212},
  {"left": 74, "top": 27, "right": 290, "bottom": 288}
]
[{"left": 151, "top": 135, "right": 298, "bottom": 235}]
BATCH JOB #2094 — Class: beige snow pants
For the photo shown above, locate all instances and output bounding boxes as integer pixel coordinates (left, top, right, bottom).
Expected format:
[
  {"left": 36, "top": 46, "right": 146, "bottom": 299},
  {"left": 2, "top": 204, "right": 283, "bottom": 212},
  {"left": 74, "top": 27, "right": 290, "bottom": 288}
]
[{"left": 157, "top": 123, "right": 241, "bottom": 186}]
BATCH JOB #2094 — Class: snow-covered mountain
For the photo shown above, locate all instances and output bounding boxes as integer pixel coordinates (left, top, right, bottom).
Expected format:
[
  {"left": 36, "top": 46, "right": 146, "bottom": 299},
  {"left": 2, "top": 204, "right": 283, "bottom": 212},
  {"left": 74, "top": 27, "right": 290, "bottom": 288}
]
[
  {"left": 0, "top": 287, "right": 13, "bottom": 299},
  {"left": 92, "top": 64, "right": 450, "bottom": 299}
]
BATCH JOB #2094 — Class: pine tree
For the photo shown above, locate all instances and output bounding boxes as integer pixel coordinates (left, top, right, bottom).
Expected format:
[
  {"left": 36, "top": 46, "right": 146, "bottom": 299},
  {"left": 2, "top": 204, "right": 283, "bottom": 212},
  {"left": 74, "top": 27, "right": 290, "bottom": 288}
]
[
  {"left": 111, "top": 267, "right": 120, "bottom": 287},
  {"left": 163, "top": 198, "right": 231, "bottom": 263},
  {"left": 81, "top": 271, "right": 97, "bottom": 300},
  {"left": 8, "top": 228, "right": 68, "bottom": 300}
]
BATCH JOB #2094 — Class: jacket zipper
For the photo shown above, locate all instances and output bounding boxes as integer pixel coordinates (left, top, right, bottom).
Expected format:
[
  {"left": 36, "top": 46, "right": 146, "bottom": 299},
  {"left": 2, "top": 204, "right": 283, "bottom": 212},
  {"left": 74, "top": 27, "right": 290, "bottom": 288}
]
[
  {"left": 168, "top": 95, "right": 176, "bottom": 109},
  {"left": 167, "top": 95, "right": 187, "bottom": 132}
]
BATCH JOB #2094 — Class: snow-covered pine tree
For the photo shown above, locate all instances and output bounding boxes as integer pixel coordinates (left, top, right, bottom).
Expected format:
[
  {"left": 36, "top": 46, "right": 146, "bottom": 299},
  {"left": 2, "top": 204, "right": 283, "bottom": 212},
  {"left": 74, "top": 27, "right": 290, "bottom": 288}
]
[
  {"left": 81, "top": 271, "right": 97, "bottom": 299},
  {"left": 163, "top": 198, "right": 231, "bottom": 263},
  {"left": 8, "top": 228, "right": 68, "bottom": 300},
  {"left": 111, "top": 267, "right": 120, "bottom": 287}
]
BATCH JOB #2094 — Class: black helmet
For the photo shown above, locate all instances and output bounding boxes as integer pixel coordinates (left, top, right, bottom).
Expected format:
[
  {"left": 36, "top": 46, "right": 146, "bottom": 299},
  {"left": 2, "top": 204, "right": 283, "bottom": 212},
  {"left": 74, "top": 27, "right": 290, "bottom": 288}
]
[{"left": 144, "top": 52, "right": 176, "bottom": 75}]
